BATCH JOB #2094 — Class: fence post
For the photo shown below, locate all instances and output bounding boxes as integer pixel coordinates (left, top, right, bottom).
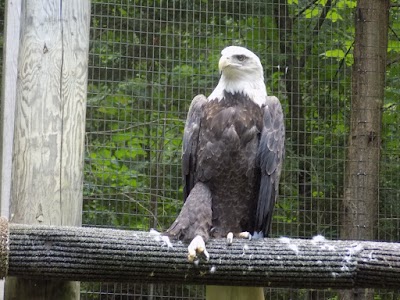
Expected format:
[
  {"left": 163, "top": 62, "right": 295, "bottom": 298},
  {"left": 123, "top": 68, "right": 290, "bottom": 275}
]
[{"left": 3, "top": 0, "right": 91, "bottom": 299}]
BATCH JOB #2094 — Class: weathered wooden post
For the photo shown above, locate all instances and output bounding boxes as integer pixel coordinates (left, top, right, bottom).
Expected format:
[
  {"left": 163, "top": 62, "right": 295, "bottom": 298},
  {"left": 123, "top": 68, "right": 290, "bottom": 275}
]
[{"left": 2, "top": 0, "right": 91, "bottom": 299}]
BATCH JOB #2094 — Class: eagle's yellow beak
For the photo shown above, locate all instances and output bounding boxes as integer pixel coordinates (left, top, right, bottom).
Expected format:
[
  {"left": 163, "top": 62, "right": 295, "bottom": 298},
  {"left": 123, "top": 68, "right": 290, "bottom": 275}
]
[{"left": 218, "top": 55, "right": 230, "bottom": 73}]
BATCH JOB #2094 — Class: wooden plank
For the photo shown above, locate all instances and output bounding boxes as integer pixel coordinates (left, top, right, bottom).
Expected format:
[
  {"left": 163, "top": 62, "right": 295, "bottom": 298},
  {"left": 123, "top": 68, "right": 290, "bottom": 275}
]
[
  {"left": 4, "top": 0, "right": 90, "bottom": 299},
  {"left": 60, "top": 0, "right": 91, "bottom": 226},
  {"left": 9, "top": 0, "right": 90, "bottom": 227},
  {"left": 0, "top": 1, "right": 23, "bottom": 297},
  {"left": 0, "top": 0, "right": 22, "bottom": 220},
  {"left": 10, "top": 0, "right": 64, "bottom": 225}
]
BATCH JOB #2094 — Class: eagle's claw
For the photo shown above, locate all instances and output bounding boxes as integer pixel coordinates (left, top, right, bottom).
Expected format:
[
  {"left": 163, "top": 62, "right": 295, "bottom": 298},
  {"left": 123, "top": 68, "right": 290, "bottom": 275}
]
[
  {"left": 226, "top": 231, "right": 252, "bottom": 246},
  {"left": 227, "top": 232, "right": 234, "bottom": 245},
  {"left": 188, "top": 235, "right": 209, "bottom": 263},
  {"left": 238, "top": 231, "right": 252, "bottom": 240}
]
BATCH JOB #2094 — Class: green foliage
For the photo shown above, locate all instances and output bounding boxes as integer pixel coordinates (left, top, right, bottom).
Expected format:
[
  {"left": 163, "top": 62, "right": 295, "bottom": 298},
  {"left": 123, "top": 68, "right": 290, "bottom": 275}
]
[{"left": 84, "top": 0, "right": 400, "bottom": 246}]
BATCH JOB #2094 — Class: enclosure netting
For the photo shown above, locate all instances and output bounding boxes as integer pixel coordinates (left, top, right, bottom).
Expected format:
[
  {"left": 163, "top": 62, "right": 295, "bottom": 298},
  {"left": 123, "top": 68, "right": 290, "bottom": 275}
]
[{"left": 82, "top": 0, "right": 400, "bottom": 299}]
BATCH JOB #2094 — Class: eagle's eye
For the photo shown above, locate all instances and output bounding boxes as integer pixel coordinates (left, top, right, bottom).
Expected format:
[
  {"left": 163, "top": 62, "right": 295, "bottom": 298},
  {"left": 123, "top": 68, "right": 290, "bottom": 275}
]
[{"left": 235, "top": 55, "right": 247, "bottom": 62}]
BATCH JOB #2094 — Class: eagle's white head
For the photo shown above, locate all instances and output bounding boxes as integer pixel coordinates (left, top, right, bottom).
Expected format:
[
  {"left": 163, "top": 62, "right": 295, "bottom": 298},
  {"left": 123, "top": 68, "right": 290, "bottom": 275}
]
[{"left": 208, "top": 46, "right": 267, "bottom": 107}]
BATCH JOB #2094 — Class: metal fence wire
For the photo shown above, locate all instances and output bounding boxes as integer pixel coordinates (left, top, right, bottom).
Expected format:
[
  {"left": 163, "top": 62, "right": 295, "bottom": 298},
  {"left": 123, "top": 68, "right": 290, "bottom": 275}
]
[{"left": 82, "top": 0, "right": 400, "bottom": 299}]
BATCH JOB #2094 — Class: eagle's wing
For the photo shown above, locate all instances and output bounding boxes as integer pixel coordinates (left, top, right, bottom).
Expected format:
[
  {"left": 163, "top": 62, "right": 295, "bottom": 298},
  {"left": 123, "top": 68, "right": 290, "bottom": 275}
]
[
  {"left": 166, "top": 94, "right": 212, "bottom": 248},
  {"left": 255, "top": 96, "right": 285, "bottom": 237},
  {"left": 182, "top": 94, "right": 208, "bottom": 201}
]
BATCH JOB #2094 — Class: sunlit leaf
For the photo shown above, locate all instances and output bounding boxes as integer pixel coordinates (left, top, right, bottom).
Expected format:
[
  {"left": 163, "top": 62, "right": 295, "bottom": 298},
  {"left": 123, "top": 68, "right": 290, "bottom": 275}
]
[
  {"left": 321, "top": 49, "right": 345, "bottom": 59},
  {"left": 337, "top": 0, "right": 357, "bottom": 9},
  {"left": 326, "top": 9, "right": 343, "bottom": 22},
  {"left": 304, "top": 8, "right": 320, "bottom": 18}
]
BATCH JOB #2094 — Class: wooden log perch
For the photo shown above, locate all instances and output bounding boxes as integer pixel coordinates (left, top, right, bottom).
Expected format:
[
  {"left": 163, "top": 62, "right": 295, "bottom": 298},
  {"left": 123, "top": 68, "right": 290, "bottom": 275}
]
[{"left": 0, "top": 218, "right": 399, "bottom": 289}]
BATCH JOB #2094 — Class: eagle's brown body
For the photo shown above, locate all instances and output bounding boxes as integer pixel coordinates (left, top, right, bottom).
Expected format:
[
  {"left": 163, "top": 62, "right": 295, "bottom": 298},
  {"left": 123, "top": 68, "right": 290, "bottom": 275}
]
[{"left": 167, "top": 91, "right": 284, "bottom": 243}]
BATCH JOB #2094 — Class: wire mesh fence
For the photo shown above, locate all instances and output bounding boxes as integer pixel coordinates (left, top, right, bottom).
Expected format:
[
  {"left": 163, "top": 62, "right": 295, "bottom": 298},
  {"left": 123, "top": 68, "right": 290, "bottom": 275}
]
[{"left": 83, "top": 0, "right": 400, "bottom": 299}]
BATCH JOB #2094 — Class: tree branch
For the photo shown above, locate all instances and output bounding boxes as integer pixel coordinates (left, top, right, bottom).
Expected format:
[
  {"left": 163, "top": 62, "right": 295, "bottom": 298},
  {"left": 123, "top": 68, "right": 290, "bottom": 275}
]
[{"left": 1, "top": 220, "right": 400, "bottom": 289}]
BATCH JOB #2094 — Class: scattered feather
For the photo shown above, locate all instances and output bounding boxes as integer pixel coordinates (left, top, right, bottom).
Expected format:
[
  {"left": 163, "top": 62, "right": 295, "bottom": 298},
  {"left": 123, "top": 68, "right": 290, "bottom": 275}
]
[
  {"left": 312, "top": 235, "right": 326, "bottom": 244},
  {"left": 279, "top": 237, "right": 291, "bottom": 244},
  {"left": 288, "top": 244, "right": 300, "bottom": 255},
  {"left": 320, "top": 243, "right": 336, "bottom": 251},
  {"left": 149, "top": 229, "right": 162, "bottom": 242},
  {"left": 326, "top": 244, "right": 336, "bottom": 251},
  {"left": 280, "top": 236, "right": 300, "bottom": 255},
  {"left": 341, "top": 265, "right": 349, "bottom": 272},
  {"left": 149, "top": 229, "right": 173, "bottom": 248},
  {"left": 252, "top": 231, "right": 264, "bottom": 239},
  {"left": 348, "top": 244, "right": 364, "bottom": 256},
  {"left": 344, "top": 255, "right": 352, "bottom": 263},
  {"left": 149, "top": 228, "right": 160, "bottom": 236},
  {"left": 161, "top": 235, "right": 173, "bottom": 249},
  {"left": 368, "top": 251, "right": 376, "bottom": 261},
  {"left": 242, "top": 244, "right": 250, "bottom": 256}
]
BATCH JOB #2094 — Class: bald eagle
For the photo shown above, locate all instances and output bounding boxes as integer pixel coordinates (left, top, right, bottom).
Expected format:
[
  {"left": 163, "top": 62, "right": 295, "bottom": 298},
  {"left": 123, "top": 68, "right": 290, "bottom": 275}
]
[{"left": 166, "top": 46, "right": 285, "bottom": 299}]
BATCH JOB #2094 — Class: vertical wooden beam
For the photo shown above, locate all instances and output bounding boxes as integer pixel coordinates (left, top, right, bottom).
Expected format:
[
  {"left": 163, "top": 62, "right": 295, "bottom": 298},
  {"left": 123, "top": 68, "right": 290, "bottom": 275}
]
[
  {"left": 0, "top": 0, "right": 22, "bottom": 297},
  {"left": 0, "top": 0, "right": 21, "bottom": 222},
  {"left": 4, "top": 0, "right": 91, "bottom": 299},
  {"left": 341, "top": 0, "right": 389, "bottom": 299}
]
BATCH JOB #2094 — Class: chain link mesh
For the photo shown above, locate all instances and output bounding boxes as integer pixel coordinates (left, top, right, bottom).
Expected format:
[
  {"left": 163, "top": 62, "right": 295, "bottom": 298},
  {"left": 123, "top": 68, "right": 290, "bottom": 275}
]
[{"left": 83, "top": 0, "right": 400, "bottom": 299}]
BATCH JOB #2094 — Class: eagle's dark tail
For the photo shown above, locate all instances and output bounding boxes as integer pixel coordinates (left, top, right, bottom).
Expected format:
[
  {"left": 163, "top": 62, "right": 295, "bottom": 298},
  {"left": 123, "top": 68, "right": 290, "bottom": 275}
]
[
  {"left": 165, "top": 182, "right": 212, "bottom": 243},
  {"left": 254, "top": 174, "right": 276, "bottom": 238}
]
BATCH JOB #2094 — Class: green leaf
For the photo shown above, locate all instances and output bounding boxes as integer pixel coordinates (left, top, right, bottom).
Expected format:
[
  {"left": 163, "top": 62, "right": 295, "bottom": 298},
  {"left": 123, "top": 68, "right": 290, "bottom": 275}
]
[
  {"left": 304, "top": 8, "right": 320, "bottom": 19},
  {"left": 321, "top": 49, "right": 345, "bottom": 59},
  {"left": 388, "top": 40, "right": 400, "bottom": 53},
  {"left": 98, "top": 106, "right": 118, "bottom": 115},
  {"left": 326, "top": 9, "right": 343, "bottom": 22},
  {"left": 337, "top": 0, "right": 357, "bottom": 9},
  {"left": 112, "top": 133, "right": 134, "bottom": 143}
]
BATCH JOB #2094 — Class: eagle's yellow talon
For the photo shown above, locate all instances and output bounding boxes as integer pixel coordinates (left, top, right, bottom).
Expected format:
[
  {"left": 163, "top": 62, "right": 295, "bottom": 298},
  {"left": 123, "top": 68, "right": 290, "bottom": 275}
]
[{"left": 188, "top": 235, "right": 209, "bottom": 263}]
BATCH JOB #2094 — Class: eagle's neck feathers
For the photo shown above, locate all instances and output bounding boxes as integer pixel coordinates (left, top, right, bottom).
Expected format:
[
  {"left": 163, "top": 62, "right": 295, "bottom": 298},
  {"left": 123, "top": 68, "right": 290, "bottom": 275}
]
[{"left": 208, "top": 73, "right": 267, "bottom": 107}]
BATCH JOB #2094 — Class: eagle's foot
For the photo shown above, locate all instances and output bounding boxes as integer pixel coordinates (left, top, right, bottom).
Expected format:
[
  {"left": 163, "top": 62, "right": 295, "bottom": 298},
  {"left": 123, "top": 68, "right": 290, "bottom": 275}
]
[
  {"left": 188, "top": 235, "right": 209, "bottom": 263},
  {"left": 227, "top": 231, "right": 252, "bottom": 246},
  {"left": 238, "top": 231, "right": 252, "bottom": 240}
]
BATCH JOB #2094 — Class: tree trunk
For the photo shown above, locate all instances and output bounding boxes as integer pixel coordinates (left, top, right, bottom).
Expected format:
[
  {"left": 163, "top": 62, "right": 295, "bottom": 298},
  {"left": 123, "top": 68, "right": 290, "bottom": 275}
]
[
  {"left": 4, "top": 0, "right": 91, "bottom": 299},
  {"left": 341, "top": 0, "right": 389, "bottom": 299}
]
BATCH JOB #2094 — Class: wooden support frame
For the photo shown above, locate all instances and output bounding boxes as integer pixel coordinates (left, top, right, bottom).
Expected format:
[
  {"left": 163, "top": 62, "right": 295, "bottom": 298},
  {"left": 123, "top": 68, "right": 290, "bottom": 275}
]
[{"left": 1, "top": 1, "right": 91, "bottom": 299}]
